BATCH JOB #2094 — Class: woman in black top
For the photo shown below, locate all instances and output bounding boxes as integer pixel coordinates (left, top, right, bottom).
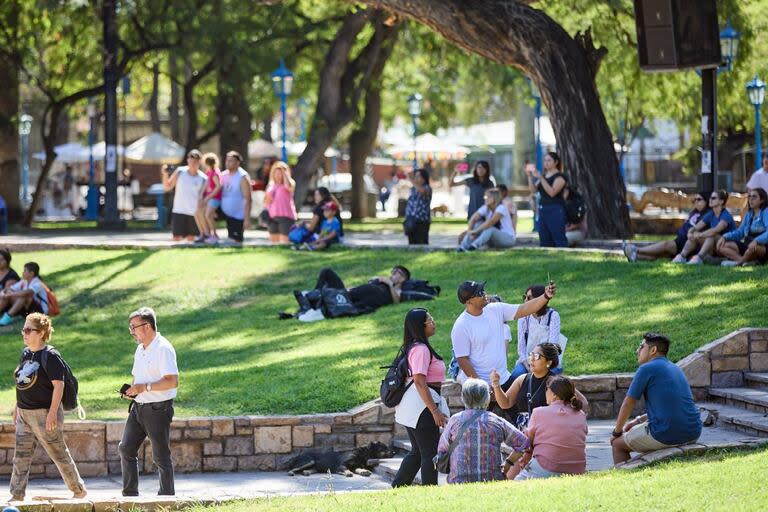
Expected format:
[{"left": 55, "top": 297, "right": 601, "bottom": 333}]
[
  {"left": 526, "top": 153, "right": 568, "bottom": 247},
  {"left": 0, "top": 247, "right": 20, "bottom": 290},
  {"left": 451, "top": 161, "right": 494, "bottom": 219},
  {"left": 491, "top": 342, "right": 585, "bottom": 429}
]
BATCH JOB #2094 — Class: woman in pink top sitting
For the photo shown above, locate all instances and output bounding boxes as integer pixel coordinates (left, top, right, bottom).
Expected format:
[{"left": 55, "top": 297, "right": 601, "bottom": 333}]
[
  {"left": 508, "top": 375, "right": 588, "bottom": 480},
  {"left": 392, "top": 308, "right": 448, "bottom": 487},
  {"left": 264, "top": 161, "right": 297, "bottom": 244}
]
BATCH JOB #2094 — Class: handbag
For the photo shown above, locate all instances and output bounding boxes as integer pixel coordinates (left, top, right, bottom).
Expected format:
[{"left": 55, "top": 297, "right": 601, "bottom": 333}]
[
  {"left": 320, "top": 287, "right": 359, "bottom": 318},
  {"left": 288, "top": 224, "right": 312, "bottom": 244},
  {"left": 433, "top": 409, "right": 483, "bottom": 473}
]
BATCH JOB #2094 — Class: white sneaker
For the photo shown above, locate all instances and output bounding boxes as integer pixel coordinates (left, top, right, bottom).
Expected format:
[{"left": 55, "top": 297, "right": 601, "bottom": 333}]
[
  {"left": 720, "top": 260, "right": 740, "bottom": 267},
  {"left": 671, "top": 254, "right": 686, "bottom": 263},
  {"left": 298, "top": 308, "right": 325, "bottom": 322},
  {"left": 687, "top": 255, "right": 703, "bottom": 265}
]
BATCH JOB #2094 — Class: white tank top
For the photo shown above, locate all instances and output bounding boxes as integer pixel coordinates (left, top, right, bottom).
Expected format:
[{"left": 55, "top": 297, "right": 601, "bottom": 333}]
[
  {"left": 172, "top": 167, "right": 206, "bottom": 215},
  {"left": 221, "top": 168, "right": 249, "bottom": 220}
]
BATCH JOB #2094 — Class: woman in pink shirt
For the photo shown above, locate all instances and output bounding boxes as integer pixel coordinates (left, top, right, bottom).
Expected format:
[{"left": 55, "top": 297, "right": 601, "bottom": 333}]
[
  {"left": 392, "top": 308, "right": 448, "bottom": 487},
  {"left": 508, "top": 375, "right": 588, "bottom": 480},
  {"left": 264, "top": 161, "right": 297, "bottom": 244}
]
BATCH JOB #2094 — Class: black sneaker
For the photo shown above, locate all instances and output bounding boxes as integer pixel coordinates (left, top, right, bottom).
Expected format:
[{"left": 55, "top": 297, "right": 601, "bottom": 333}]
[{"left": 293, "top": 290, "right": 312, "bottom": 313}]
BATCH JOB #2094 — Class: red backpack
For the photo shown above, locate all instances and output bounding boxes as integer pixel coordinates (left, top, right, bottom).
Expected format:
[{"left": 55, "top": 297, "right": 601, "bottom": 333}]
[{"left": 40, "top": 281, "right": 60, "bottom": 316}]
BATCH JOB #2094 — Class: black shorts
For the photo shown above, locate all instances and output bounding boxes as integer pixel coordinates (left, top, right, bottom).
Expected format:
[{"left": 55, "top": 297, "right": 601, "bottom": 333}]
[
  {"left": 674, "top": 233, "right": 687, "bottom": 253},
  {"left": 171, "top": 213, "right": 199, "bottom": 237},
  {"left": 22, "top": 300, "right": 44, "bottom": 316},
  {"left": 735, "top": 239, "right": 768, "bottom": 262},
  {"left": 267, "top": 216, "right": 294, "bottom": 235}
]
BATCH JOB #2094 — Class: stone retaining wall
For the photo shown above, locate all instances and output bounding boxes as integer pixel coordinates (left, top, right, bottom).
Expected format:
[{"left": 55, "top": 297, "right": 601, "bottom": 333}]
[{"left": 1, "top": 328, "right": 765, "bottom": 477}]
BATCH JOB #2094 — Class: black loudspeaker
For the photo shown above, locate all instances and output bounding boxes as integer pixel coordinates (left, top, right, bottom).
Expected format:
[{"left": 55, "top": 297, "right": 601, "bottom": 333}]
[{"left": 634, "top": 0, "right": 721, "bottom": 71}]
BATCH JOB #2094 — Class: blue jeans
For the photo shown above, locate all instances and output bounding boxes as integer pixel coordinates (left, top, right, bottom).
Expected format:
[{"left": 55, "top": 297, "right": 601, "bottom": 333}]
[{"left": 538, "top": 203, "right": 568, "bottom": 247}]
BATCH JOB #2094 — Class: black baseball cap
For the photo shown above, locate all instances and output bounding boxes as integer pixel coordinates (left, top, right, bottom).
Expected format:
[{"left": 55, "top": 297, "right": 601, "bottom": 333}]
[{"left": 457, "top": 280, "right": 486, "bottom": 304}]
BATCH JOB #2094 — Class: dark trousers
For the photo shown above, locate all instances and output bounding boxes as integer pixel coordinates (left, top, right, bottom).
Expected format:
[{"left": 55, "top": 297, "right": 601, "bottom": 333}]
[
  {"left": 538, "top": 203, "right": 568, "bottom": 247},
  {"left": 225, "top": 215, "right": 244, "bottom": 242},
  {"left": 407, "top": 220, "right": 430, "bottom": 245},
  {"left": 392, "top": 408, "right": 439, "bottom": 487},
  {"left": 314, "top": 268, "right": 346, "bottom": 290},
  {"left": 119, "top": 399, "right": 175, "bottom": 496}
]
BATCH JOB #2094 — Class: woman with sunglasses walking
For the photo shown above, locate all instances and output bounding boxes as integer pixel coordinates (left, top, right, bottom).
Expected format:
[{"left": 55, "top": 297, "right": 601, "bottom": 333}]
[{"left": 10, "top": 313, "right": 86, "bottom": 502}]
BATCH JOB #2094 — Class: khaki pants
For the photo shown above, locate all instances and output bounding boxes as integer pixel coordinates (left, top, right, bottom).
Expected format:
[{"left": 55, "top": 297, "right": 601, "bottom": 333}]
[{"left": 10, "top": 406, "right": 85, "bottom": 499}]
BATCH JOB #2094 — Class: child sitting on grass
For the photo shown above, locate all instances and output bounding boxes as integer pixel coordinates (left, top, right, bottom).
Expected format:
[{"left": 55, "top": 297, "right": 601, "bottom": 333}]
[{"left": 299, "top": 202, "right": 341, "bottom": 251}]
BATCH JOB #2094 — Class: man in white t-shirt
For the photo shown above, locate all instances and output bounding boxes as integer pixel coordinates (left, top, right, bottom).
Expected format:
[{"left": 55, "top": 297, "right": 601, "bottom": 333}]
[
  {"left": 451, "top": 280, "right": 556, "bottom": 419},
  {"left": 458, "top": 188, "right": 516, "bottom": 251},
  {"left": 120, "top": 307, "right": 179, "bottom": 496},
  {"left": 0, "top": 262, "right": 48, "bottom": 325},
  {"left": 161, "top": 149, "right": 207, "bottom": 242},
  {"left": 747, "top": 154, "right": 768, "bottom": 196}
]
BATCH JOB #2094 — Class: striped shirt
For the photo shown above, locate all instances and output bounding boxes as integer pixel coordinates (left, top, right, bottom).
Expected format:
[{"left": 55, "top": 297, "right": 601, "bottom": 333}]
[{"left": 437, "top": 409, "right": 530, "bottom": 484}]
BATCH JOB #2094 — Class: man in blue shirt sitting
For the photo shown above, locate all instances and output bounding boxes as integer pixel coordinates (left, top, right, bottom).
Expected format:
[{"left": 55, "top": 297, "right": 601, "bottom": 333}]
[{"left": 611, "top": 333, "right": 702, "bottom": 464}]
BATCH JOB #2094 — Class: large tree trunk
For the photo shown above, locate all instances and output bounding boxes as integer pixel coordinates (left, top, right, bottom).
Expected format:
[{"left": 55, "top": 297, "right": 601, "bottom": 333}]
[
  {"left": 24, "top": 104, "right": 62, "bottom": 226},
  {"left": 149, "top": 63, "right": 161, "bottom": 132},
  {"left": 354, "top": 0, "right": 631, "bottom": 238},
  {"left": 348, "top": 26, "right": 400, "bottom": 219},
  {"left": 169, "top": 52, "right": 181, "bottom": 142},
  {"left": 217, "top": 83, "right": 252, "bottom": 171},
  {"left": 0, "top": 59, "right": 21, "bottom": 222},
  {"left": 260, "top": 115, "right": 272, "bottom": 142},
  {"left": 292, "top": 9, "right": 397, "bottom": 204}
]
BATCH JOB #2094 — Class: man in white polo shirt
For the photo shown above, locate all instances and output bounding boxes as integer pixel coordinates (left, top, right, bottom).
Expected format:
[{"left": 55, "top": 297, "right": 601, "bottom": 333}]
[
  {"left": 119, "top": 307, "right": 179, "bottom": 496},
  {"left": 451, "top": 280, "right": 556, "bottom": 420}
]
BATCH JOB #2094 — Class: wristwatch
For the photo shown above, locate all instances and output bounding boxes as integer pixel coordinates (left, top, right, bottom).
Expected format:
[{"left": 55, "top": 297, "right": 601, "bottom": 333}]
[
  {"left": 611, "top": 429, "right": 622, "bottom": 437},
  {"left": 146, "top": 383, "right": 153, "bottom": 392}
]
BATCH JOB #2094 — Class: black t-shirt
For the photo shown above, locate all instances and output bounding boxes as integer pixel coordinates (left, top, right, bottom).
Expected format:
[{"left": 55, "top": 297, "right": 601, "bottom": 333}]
[
  {"left": 349, "top": 281, "right": 393, "bottom": 311},
  {"left": 311, "top": 205, "right": 344, "bottom": 237},
  {"left": 14, "top": 348, "right": 65, "bottom": 410},
  {"left": 0, "top": 268, "right": 20, "bottom": 289},
  {"left": 538, "top": 173, "right": 566, "bottom": 205}
]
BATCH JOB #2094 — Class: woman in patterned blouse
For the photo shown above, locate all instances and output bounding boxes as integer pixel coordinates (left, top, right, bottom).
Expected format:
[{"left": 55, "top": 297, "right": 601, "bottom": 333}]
[{"left": 404, "top": 168, "right": 432, "bottom": 245}]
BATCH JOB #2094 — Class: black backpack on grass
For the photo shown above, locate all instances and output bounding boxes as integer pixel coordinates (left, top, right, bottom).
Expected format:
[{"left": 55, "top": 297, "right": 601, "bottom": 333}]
[
  {"left": 379, "top": 347, "right": 413, "bottom": 408},
  {"left": 400, "top": 280, "right": 441, "bottom": 302},
  {"left": 564, "top": 185, "right": 587, "bottom": 224},
  {"left": 41, "top": 346, "right": 80, "bottom": 412}
]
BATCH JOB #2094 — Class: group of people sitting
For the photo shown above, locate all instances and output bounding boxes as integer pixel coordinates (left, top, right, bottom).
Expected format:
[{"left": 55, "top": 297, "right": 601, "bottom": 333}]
[
  {"left": 391, "top": 280, "right": 702, "bottom": 486},
  {"left": 623, "top": 188, "right": 768, "bottom": 266},
  {"left": 0, "top": 249, "right": 52, "bottom": 327}
]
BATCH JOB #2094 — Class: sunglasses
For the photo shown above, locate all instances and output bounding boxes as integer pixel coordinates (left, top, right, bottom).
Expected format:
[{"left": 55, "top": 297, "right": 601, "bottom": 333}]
[
  {"left": 21, "top": 327, "right": 40, "bottom": 335},
  {"left": 709, "top": 195, "right": 719, "bottom": 200},
  {"left": 528, "top": 352, "right": 544, "bottom": 361},
  {"left": 522, "top": 294, "right": 533, "bottom": 300},
  {"left": 694, "top": 197, "right": 706, "bottom": 201},
  {"left": 748, "top": 194, "right": 760, "bottom": 199}
]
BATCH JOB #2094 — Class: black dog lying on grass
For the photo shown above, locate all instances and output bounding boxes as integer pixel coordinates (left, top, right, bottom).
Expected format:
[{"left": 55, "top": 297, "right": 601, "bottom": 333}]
[{"left": 286, "top": 442, "right": 395, "bottom": 477}]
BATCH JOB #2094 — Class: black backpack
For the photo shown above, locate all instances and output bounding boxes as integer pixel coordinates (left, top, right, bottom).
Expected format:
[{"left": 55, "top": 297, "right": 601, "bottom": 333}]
[
  {"left": 320, "top": 287, "right": 360, "bottom": 318},
  {"left": 379, "top": 347, "right": 413, "bottom": 408},
  {"left": 564, "top": 185, "right": 586, "bottom": 224},
  {"left": 40, "top": 346, "right": 80, "bottom": 412},
  {"left": 400, "top": 280, "right": 441, "bottom": 302}
]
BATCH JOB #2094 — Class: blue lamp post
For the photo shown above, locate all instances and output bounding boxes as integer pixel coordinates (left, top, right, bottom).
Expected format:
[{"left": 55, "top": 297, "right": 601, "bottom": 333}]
[
  {"left": 407, "top": 93, "right": 423, "bottom": 169},
  {"left": 18, "top": 114, "right": 33, "bottom": 208},
  {"left": 720, "top": 21, "right": 740, "bottom": 72},
  {"left": 747, "top": 75, "right": 766, "bottom": 169},
  {"left": 530, "top": 83, "right": 543, "bottom": 172},
  {"left": 271, "top": 59, "right": 294, "bottom": 163},
  {"left": 85, "top": 99, "right": 99, "bottom": 220}
]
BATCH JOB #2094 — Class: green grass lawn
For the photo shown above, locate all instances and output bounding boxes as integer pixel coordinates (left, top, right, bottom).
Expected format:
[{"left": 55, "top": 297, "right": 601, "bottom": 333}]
[
  {"left": 0, "top": 247, "right": 765, "bottom": 420},
  {"left": 189, "top": 447, "right": 768, "bottom": 512}
]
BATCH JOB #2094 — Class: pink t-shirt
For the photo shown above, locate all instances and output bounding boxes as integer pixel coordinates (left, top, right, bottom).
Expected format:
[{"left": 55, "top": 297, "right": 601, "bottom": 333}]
[
  {"left": 526, "top": 400, "right": 587, "bottom": 474},
  {"left": 266, "top": 184, "right": 297, "bottom": 220},
  {"left": 205, "top": 168, "right": 222, "bottom": 199},
  {"left": 407, "top": 343, "right": 446, "bottom": 384}
]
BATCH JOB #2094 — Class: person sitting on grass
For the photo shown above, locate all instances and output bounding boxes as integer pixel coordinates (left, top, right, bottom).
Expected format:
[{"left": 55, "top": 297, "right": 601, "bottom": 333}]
[
  {"left": 301, "top": 187, "right": 344, "bottom": 242},
  {"left": 623, "top": 190, "right": 710, "bottom": 262},
  {"left": 672, "top": 189, "right": 735, "bottom": 265},
  {"left": 509, "top": 375, "right": 588, "bottom": 480},
  {"left": 611, "top": 333, "right": 702, "bottom": 465},
  {"left": 458, "top": 188, "right": 516, "bottom": 251},
  {"left": 716, "top": 187, "right": 768, "bottom": 267},
  {"left": 0, "top": 262, "right": 49, "bottom": 326},
  {"left": 436, "top": 378, "right": 530, "bottom": 484},
  {"left": 298, "top": 202, "right": 341, "bottom": 251},
  {"left": 0, "top": 247, "right": 20, "bottom": 290}
]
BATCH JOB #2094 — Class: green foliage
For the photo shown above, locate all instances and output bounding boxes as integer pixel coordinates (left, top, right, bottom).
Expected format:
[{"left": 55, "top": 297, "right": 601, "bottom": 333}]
[
  {"left": 0, "top": 247, "right": 764, "bottom": 420},
  {"left": 191, "top": 446, "right": 768, "bottom": 511}
]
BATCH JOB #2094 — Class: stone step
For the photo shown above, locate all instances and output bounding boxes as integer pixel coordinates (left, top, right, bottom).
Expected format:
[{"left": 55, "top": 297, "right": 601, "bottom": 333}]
[
  {"left": 371, "top": 456, "right": 448, "bottom": 485},
  {"left": 393, "top": 437, "right": 411, "bottom": 452},
  {"left": 745, "top": 373, "right": 768, "bottom": 389},
  {"left": 709, "top": 387, "right": 768, "bottom": 413},
  {"left": 698, "top": 401, "right": 768, "bottom": 437}
]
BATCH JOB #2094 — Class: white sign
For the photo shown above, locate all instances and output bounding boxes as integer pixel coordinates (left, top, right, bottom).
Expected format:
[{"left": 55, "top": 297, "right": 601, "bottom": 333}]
[
  {"left": 106, "top": 145, "right": 117, "bottom": 173},
  {"left": 701, "top": 116, "right": 709, "bottom": 135},
  {"left": 701, "top": 150, "right": 712, "bottom": 174}
]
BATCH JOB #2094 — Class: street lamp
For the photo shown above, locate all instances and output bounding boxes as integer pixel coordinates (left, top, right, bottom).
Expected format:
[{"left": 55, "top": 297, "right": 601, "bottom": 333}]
[
  {"left": 18, "top": 114, "right": 33, "bottom": 207},
  {"left": 747, "top": 75, "right": 766, "bottom": 169},
  {"left": 85, "top": 99, "right": 99, "bottom": 220},
  {"left": 719, "top": 21, "right": 740, "bottom": 72},
  {"left": 530, "top": 83, "right": 543, "bottom": 172},
  {"left": 271, "top": 59, "right": 294, "bottom": 163},
  {"left": 407, "top": 93, "right": 423, "bottom": 169}
]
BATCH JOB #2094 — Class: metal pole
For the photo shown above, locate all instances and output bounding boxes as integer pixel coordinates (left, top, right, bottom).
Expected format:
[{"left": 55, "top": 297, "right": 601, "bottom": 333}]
[
  {"left": 534, "top": 96, "right": 543, "bottom": 171},
  {"left": 280, "top": 93, "right": 287, "bottom": 162},
  {"left": 412, "top": 115, "right": 418, "bottom": 169},
  {"left": 100, "top": 0, "right": 122, "bottom": 227},
  {"left": 85, "top": 107, "right": 99, "bottom": 220},
  {"left": 701, "top": 68, "right": 717, "bottom": 192},
  {"left": 756, "top": 105, "right": 763, "bottom": 169},
  {"left": 618, "top": 119, "right": 626, "bottom": 182},
  {"left": 20, "top": 130, "right": 29, "bottom": 207}
]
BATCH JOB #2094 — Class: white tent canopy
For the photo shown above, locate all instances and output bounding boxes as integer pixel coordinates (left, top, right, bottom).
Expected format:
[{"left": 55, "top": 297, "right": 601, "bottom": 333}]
[
  {"left": 32, "top": 142, "right": 88, "bottom": 163},
  {"left": 387, "top": 133, "right": 471, "bottom": 161},
  {"left": 125, "top": 132, "right": 185, "bottom": 165},
  {"left": 248, "top": 139, "right": 280, "bottom": 159},
  {"left": 275, "top": 140, "right": 340, "bottom": 158}
]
